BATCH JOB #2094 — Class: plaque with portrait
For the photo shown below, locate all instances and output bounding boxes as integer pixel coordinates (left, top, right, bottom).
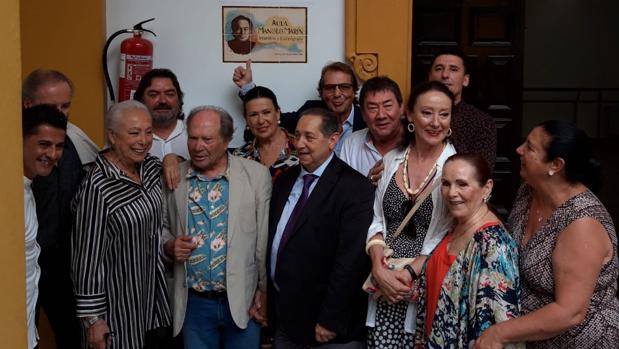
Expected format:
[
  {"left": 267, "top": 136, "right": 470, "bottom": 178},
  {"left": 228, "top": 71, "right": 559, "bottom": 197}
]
[{"left": 222, "top": 6, "right": 307, "bottom": 63}]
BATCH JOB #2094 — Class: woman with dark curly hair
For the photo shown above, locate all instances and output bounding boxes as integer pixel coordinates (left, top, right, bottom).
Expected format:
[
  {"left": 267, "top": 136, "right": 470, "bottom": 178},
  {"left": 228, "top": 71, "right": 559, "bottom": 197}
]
[{"left": 476, "top": 120, "right": 618, "bottom": 348}]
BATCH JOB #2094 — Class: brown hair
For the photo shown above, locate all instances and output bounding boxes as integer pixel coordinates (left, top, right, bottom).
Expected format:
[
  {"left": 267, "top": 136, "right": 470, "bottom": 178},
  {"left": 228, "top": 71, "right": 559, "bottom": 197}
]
[
  {"left": 317, "top": 61, "right": 359, "bottom": 96},
  {"left": 401, "top": 81, "right": 455, "bottom": 147},
  {"left": 444, "top": 153, "right": 492, "bottom": 186}
]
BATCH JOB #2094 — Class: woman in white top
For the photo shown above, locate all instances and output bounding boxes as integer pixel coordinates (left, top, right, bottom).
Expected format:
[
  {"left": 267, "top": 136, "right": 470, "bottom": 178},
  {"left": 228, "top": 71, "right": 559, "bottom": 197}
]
[{"left": 365, "top": 81, "right": 456, "bottom": 348}]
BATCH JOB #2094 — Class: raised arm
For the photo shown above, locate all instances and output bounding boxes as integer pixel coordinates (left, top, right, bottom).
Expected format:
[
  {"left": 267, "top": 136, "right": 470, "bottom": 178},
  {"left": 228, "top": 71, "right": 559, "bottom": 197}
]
[{"left": 232, "top": 60, "right": 255, "bottom": 93}]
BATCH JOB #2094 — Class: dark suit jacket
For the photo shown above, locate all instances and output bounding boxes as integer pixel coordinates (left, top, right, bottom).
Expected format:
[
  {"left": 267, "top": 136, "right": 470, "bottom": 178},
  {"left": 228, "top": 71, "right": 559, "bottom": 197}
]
[
  {"left": 268, "top": 156, "right": 374, "bottom": 345},
  {"left": 279, "top": 100, "right": 365, "bottom": 135}
]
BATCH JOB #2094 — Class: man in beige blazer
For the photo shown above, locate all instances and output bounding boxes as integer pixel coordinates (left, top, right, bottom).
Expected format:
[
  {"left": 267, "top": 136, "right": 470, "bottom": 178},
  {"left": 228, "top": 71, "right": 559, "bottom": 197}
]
[{"left": 161, "top": 105, "right": 271, "bottom": 348}]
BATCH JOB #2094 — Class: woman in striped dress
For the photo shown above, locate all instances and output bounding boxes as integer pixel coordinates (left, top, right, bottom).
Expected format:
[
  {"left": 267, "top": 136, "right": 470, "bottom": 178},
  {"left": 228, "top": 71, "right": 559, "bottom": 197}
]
[{"left": 71, "top": 100, "right": 171, "bottom": 349}]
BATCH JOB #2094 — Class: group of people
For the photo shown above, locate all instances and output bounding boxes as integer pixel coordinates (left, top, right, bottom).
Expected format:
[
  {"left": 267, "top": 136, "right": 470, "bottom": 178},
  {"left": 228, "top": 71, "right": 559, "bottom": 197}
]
[{"left": 20, "top": 47, "right": 618, "bottom": 349}]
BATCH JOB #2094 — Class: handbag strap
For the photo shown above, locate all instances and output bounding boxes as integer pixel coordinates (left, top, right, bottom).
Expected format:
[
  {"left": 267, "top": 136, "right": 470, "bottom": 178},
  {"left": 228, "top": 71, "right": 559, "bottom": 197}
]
[{"left": 392, "top": 178, "right": 440, "bottom": 240}]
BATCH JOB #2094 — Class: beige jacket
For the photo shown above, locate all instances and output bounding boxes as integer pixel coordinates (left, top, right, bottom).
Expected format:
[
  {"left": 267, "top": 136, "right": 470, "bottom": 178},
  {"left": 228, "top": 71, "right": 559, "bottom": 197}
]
[{"left": 162, "top": 155, "right": 271, "bottom": 336}]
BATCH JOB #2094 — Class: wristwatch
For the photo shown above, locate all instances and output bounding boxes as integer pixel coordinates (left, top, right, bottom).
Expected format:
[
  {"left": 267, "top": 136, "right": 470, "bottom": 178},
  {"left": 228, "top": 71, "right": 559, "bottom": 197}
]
[{"left": 83, "top": 315, "right": 102, "bottom": 328}]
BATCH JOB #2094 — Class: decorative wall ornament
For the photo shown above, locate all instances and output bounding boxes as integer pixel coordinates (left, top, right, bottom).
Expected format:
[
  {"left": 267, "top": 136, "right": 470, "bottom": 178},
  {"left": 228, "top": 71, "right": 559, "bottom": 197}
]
[
  {"left": 344, "top": 0, "right": 413, "bottom": 96},
  {"left": 350, "top": 53, "right": 378, "bottom": 81}
]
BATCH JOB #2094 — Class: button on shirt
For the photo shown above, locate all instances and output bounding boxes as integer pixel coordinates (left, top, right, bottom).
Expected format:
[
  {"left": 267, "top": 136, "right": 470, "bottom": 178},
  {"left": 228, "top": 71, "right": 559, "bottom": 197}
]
[
  {"left": 150, "top": 119, "right": 189, "bottom": 161},
  {"left": 186, "top": 166, "right": 229, "bottom": 292},
  {"left": 271, "top": 153, "right": 334, "bottom": 280},
  {"left": 24, "top": 177, "right": 41, "bottom": 349}
]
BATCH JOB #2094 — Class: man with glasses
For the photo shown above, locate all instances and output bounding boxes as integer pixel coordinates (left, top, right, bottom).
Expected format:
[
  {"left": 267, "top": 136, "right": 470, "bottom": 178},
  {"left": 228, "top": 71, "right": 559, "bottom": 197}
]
[{"left": 232, "top": 61, "right": 366, "bottom": 154}]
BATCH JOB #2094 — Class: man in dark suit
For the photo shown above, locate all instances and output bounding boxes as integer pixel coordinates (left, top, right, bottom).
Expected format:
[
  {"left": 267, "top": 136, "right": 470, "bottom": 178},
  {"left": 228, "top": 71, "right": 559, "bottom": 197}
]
[
  {"left": 268, "top": 108, "right": 374, "bottom": 348},
  {"left": 232, "top": 61, "right": 366, "bottom": 155}
]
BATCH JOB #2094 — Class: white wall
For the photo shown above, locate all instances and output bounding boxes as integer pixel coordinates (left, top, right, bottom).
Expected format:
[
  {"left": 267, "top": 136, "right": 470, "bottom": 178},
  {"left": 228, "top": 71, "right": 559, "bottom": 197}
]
[{"left": 106, "top": 0, "right": 345, "bottom": 146}]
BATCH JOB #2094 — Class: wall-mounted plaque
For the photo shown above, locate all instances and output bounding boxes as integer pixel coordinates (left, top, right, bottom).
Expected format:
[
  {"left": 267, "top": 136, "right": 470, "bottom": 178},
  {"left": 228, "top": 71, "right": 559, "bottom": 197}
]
[{"left": 223, "top": 6, "right": 307, "bottom": 63}]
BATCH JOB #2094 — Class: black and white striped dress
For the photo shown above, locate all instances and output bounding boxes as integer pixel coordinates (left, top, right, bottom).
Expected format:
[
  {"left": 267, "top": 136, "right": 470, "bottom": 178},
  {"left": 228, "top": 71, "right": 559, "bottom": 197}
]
[{"left": 71, "top": 154, "right": 171, "bottom": 349}]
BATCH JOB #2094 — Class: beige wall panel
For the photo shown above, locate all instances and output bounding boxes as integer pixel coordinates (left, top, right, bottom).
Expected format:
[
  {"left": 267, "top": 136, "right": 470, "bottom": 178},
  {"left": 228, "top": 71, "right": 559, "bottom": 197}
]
[
  {"left": 21, "top": 0, "right": 106, "bottom": 146},
  {"left": 0, "top": 0, "right": 27, "bottom": 347},
  {"left": 346, "top": 0, "right": 413, "bottom": 100}
]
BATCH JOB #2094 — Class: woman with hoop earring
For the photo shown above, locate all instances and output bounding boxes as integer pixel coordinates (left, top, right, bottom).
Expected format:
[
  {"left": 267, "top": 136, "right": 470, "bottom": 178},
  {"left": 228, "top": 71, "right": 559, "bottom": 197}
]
[{"left": 365, "top": 81, "right": 456, "bottom": 348}]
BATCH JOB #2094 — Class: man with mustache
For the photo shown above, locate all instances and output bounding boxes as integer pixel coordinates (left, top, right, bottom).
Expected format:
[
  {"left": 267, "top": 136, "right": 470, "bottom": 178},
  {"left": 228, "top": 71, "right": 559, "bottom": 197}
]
[{"left": 134, "top": 68, "right": 190, "bottom": 160}]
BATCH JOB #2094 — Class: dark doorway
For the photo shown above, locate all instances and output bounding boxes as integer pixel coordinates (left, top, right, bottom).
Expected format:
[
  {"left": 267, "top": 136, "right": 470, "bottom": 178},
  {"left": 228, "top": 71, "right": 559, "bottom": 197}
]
[{"left": 412, "top": 0, "right": 524, "bottom": 216}]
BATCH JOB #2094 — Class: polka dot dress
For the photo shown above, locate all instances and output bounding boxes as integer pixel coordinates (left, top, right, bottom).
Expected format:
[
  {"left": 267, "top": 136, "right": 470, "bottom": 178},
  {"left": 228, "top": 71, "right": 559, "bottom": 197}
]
[{"left": 368, "top": 173, "right": 433, "bottom": 348}]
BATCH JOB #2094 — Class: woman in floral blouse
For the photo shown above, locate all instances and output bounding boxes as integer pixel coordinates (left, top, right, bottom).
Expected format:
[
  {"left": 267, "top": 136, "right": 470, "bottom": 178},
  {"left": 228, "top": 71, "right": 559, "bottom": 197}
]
[
  {"left": 233, "top": 86, "right": 298, "bottom": 181},
  {"left": 413, "top": 153, "right": 522, "bottom": 349}
]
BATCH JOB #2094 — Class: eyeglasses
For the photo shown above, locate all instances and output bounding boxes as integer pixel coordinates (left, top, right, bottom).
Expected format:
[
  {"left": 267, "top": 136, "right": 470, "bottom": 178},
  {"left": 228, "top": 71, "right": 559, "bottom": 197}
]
[{"left": 322, "top": 83, "right": 354, "bottom": 94}]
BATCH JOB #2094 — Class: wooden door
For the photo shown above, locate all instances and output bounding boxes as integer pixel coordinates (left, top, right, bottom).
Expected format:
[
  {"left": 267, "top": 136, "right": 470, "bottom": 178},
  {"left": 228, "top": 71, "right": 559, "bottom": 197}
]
[{"left": 412, "top": 0, "right": 524, "bottom": 215}]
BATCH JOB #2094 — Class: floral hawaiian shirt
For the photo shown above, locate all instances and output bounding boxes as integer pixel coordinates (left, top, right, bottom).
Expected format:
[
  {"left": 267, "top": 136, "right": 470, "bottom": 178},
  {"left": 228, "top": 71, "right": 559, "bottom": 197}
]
[{"left": 185, "top": 167, "right": 229, "bottom": 292}]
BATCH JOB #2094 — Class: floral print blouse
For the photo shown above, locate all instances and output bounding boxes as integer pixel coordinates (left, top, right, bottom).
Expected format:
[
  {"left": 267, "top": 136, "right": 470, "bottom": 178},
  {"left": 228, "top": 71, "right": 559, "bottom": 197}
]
[
  {"left": 414, "top": 222, "right": 524, "bottom": 349},
  {"left": 232, "top": 128, "right": 298, "bottom": 181}
]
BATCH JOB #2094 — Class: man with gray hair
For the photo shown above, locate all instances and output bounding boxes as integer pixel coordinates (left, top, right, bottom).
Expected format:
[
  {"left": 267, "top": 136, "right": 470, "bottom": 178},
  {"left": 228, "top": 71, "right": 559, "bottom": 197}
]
[
  {"left": 162, "top": 105, "right": 271, "bottom": 348},
  {"left": 22, "top": 69, "right": 99, "bottom": 349}
]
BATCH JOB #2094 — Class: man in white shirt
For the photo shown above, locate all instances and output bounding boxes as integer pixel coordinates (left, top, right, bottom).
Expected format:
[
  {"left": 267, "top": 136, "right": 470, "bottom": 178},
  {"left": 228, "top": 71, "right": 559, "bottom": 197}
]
[
  {"left": 340, "top": 76, "right": 404, "bottom": 178},
  {"left": 133, "top": 68, "right": 190, "bottom": 160},
  {"left": 22, "top": 104, "right": 67, "bottom": 349},
  {"left": 22, "top": 69, "right": 98, "bottom": 348}
]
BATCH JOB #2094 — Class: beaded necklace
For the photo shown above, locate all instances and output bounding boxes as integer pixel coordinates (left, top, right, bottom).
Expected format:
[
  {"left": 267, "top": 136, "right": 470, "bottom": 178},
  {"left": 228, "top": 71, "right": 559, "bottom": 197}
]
[{"left": 401, "top": 145, "right": 440, "bottom": 197}]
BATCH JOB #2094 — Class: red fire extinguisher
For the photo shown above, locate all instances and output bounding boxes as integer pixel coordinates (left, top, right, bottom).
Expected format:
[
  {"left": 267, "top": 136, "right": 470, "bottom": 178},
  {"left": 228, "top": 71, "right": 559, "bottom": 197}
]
[{"left": 103, "top": 18, "right": 156, "bottom": 103}]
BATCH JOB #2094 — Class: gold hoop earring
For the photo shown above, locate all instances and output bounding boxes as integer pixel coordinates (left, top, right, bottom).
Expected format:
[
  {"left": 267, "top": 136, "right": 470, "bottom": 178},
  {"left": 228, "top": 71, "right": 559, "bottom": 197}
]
[{"left": 407, "top": 122, "right": 415, "bottom": 133}]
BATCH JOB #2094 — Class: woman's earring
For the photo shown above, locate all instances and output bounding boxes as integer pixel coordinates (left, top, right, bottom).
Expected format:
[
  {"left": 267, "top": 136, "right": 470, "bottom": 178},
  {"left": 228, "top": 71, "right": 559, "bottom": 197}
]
[
  {"left": 548, "top": 170, "right": 555, "bottom": 176},
  {"left": 407, "top": 122, "right": 415, "bottom": 133},
  {"left": 484, "top": 193, "right": 492, "bottom": 203},
  {"left": 447, "top": 128, "right": 453, "bottom": 137},
  {"left": 278, "top": 119, "right": 281, "bottom": 125}
]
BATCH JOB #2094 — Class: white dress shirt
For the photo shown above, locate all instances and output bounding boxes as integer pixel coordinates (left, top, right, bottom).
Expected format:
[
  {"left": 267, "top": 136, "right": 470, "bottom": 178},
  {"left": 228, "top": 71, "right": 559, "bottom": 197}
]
[
  {"left": 24, "top": 177, "right": 41, "bottom": 349},
  {"left": 67, "top": 122, "right": 99, "bottom": 165},
  {"left": 150, "top": 119, "right": 190, "bottom": 160},
  {"left": 339, "top": 128, "right": 382, "bottom": 177}
]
